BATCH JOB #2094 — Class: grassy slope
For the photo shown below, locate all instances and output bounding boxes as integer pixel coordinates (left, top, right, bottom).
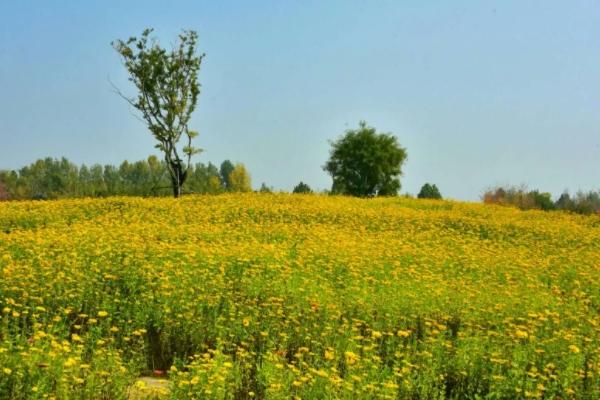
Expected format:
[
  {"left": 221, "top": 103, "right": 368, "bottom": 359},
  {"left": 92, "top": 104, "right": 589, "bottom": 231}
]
[{"left": 0, "top": 194, "right": 598, "bottom": 399}]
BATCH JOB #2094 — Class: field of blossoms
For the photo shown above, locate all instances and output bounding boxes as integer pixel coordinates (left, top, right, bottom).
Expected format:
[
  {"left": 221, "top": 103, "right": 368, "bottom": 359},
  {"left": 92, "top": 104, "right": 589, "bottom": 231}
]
[{"left": 0, "top": 194, "right": 598, "bottom": 399}]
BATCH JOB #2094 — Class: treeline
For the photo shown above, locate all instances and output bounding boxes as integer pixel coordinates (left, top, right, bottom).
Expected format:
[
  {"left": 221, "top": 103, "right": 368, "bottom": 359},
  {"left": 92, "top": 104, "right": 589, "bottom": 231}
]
[
  {"left": 0, "top": 156, "right": 252, "bottom": 200},
  {"left": 483, "top": 186, "right": 600, "bottom": 215}
]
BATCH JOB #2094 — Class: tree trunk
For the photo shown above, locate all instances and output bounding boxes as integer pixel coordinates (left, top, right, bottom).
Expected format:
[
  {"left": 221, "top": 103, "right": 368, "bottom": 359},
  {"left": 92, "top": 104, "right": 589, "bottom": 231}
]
[
  {"left": 169, "top": 173, "right": 181, "bottom": 198},
  {"left": 168, "top": 159, "right": 188, "bottom": 198}
]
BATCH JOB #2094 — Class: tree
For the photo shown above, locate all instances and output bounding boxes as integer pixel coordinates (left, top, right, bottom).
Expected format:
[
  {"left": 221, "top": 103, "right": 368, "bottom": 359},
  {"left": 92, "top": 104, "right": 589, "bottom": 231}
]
[
  {"left": 417, "top": 183, "right": 442, "bottom": 199},
  {"left": 112, "top": 28, "right": 205, "bottom": 197},
  {"left": 259, "top": 183, "right": 273, "bottom": 193},
  {"left": 555, "top": 192, "right": 573, "bottom": 210},
  {"left": 219, "top": 160, "right": 235, "bottom": 191},
  {"left": 292, "top": 181, "right": 312, "bottom": 194},
  {"left": 529, "top": 190, "right": 555, "bottom": 211},
  {"left": 186, "top": 161, "right": 221, "bottom": 194},
  {"left": 323, "top": 121, "right": 407, "bottom": 197},
  {"left": 228, "top": 163, "right": 252, "bottom": 192},
  {"left": 0, "top": 173, "right": 10, "bottom": 201}
]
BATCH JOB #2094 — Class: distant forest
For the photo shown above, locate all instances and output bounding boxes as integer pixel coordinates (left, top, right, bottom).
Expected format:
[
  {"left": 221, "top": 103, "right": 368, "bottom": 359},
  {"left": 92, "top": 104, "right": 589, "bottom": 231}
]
[
  {"left": 0, "top": 156, "right": 251, "bottom": 200},
  {"left": 1, "top": 156, "right": 599, "bottom": 217}
]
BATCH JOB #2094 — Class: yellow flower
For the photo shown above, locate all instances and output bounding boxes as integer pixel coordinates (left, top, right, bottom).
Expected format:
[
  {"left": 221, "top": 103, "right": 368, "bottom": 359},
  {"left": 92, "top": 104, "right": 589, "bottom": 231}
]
[
  {"left": 344, "top": 351, "right": 359, "bottom": 365},
  {"left": 515, "top": 330, "right": 528, "bottom": 339},
  {"left": 324, "top": 349, "right": 335, "bottom": 360},
  {"left": 64, "top": 357, "right": 78, "bottom": 367},
  {"left": 71, "top": 333, "right": 83, "bottom": 342},
  {"left": 568, "top": 344, "right": 580, "bottom": 353},
  {"left": 97, "top": 311, "right": 108, "bottom": 318},
  {"left": 3, "top": 368, "right": 11, "bottom": 375}
]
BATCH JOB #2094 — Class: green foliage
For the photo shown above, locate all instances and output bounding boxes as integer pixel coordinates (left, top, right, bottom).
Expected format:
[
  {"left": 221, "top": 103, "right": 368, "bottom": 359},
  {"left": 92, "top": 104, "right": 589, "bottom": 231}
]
[
  {"left": 555, "top": 192, "right": 574, "bottom": 211},
  {"left": 228, "top": 163, "right": 252, "bottom": 192},
  {"left": 571, "top": 190, "right": 600, "bottom": 215},
  {"left": 187, "top": 162, "right": 222, "bottom": 195},
  {"left": 529, "top": 190, "right": 555, "bottom": 211},
  {"left": 417, "top": 183, "right": 442, "bottom": 199},
  {"left": 483, "top": 186, "right": 600, "bottom": 215},
  {"left": 292, "top": 181, "right": 313, "bottom": 194},
  {"left": 0, "top": 156, "right": 247, "bottom": 200},
  {"left": 323, "top": 121, "right": 407, "bottom": 197},
  {"left": 219, "top": 160, "right": 235, "bottom": 191},
  {"left": 112, "top": 28, "right": 205, "bottom": 197}
]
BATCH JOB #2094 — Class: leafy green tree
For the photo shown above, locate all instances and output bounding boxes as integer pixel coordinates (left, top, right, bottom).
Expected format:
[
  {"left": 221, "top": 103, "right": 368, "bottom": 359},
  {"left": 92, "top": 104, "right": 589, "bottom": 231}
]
[
  {"left": 529, "top": 190, "right": 555, "bottom": 211},
  {"left": 89, "top": 164, "right": 108, "bottom": 196},
  {"left": 228, "top": 163, "right": 252, "bottom": 192},
  {"left": 417, "top": 183, "right": 442, "bottom": 199},
  {"left": 323, "top": 121, "right": 407, "bottom": 197},
  {"left": 292, "top": 182, "right": 312, "bottom": 194},
  {"left": 555, "top": 192, "right": 574, "bottom": 211},
  {"left": 78, "top": 164, "right": 92, "bottom": 196},
  {"left": 112, "top": 28, "right": 205, "bottom": 197},
  {"left": 219, "top": 160, "right": 235, "bottom": 191},
  {"left": 187, "top": 162, "right": 222, "bottom": 194},
  {"left": 103, "top": 165, "right": 121, "bottom": 195}
]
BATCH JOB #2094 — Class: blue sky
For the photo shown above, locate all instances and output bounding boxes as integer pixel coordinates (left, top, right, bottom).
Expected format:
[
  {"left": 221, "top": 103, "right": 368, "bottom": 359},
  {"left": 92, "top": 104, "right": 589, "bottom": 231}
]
[{"left": 1, "top": 1, "right": 599, "bottom": 200}]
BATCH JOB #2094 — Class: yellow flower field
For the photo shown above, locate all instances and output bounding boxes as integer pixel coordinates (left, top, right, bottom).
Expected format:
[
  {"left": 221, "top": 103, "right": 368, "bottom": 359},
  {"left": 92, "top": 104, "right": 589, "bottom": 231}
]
[{"left": 0, "top": 194, "right": 598, "bottom": 399}]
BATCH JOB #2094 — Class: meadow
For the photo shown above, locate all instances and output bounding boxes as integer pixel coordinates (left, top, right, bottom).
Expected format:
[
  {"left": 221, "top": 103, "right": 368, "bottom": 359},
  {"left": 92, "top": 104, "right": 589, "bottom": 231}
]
[{"left": 0, "top": 194, "right": 598, "bottom": 399}]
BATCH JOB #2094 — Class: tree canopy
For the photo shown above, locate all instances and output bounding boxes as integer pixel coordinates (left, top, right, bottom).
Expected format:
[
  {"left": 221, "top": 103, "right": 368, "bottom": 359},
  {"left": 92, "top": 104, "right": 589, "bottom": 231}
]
[
  {"left": 323, "top": 121, "right": 407, "bottom": 197},
  {"left": 228, "top": 163, "right": 252, "bottom": 192},
  {"left": 219, "top": 160, "right": 235, "bottom": 191},
  {"left": 112, "top": 28, "right": 205, "bottom": 197},
  {"left": 417, "top": 183, "right": 442, "bottom": 199},
  {"left": 0, "top": 156, "right": 252, "bottom": 200},
  {"left": 292, "top": 182, "right": 312, "bottom": 194}
]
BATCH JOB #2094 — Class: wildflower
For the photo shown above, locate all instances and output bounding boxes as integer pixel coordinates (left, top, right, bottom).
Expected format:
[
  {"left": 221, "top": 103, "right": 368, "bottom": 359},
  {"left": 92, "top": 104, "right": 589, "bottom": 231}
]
[
  {"left": 324, "top": 349, "right": 335, "bottom": 360},
  {"left": 345, "top": 351, "right": 359, "bottom": 365},
  {"left": 568, "top": 344, "right": 580, "bottom": 353},
  {"left": 515, "top": 329, "right": 528, "bottom": 339}
]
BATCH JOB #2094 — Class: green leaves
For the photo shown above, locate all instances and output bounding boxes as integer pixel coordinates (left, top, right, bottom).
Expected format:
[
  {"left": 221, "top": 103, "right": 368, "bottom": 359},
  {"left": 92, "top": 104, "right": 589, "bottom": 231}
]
[
  {"left": 324, "top": 122, "right": 407, "bottom": 197},
  {"left": 182, "top": 146, "right": 202, "bottom": 157},
  {"left": 113, "top": 28, "right": 205, "bottom": 197}
]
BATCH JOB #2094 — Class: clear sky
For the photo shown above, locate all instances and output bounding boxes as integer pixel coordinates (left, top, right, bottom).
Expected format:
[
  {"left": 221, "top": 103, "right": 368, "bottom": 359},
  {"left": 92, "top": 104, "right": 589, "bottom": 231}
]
[{"left": 1, "top": 1, "right": 599, "bottom": 200}]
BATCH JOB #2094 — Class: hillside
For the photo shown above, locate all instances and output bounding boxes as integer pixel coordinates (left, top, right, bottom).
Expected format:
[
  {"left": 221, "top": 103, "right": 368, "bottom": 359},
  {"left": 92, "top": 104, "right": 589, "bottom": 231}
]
[{"left": 0, "top": 194, "right": 598, "bottom": 399}]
